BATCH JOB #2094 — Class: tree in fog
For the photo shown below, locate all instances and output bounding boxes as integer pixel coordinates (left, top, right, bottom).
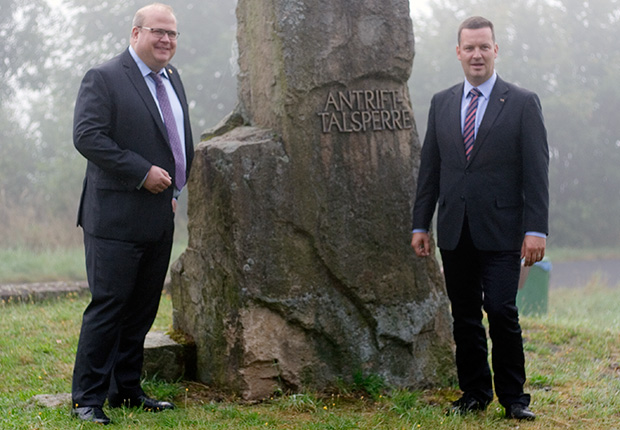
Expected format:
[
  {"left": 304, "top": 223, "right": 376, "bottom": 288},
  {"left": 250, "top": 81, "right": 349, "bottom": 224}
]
[
  {"left": 0, "top": 0, "right": 237, "bottom": 247},
  {"left": 411, "top": 0, "right": 620, "bottom": 247},
  {"left": 63, "top": 0, "right": 238, "bottom": 138},
  {"left": 5, "top": 0, "right": 618, "bottom": 249},
  {"left": 0, "top": 0, "right": 76, "bottom": 246},
  {"left": 0, "top": 0, "right": 50, "bottom": 206}
]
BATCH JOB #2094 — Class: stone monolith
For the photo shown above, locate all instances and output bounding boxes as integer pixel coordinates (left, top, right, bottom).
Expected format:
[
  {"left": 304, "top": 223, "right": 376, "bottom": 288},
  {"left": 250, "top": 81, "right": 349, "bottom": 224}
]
[{"left": 170, "top": 0, "right": 455, "bottom": 400}]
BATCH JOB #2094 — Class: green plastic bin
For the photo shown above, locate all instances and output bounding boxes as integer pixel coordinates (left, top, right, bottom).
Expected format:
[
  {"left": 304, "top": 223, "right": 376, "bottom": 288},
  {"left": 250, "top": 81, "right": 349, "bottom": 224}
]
[{"left": 516, "top": 258, "right": 551, "bottom": 316}]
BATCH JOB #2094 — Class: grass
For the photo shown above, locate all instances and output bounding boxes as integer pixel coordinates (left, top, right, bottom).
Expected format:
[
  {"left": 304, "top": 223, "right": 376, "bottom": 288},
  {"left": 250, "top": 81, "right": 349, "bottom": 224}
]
[
  {"left": 545, "top": 246, "right": 620, "bottom": 262},
  {"left": 0, "top": 247, "right": 86, "bottom": 284},
  {"left": 1, "top": 245, "right": 618, "bottom": 284},
  {"left": 1, "top": 273, "right": 619, "bottom": 429},
  {"left": 0, "top": 242, "right": 188, "bottom": 284}
]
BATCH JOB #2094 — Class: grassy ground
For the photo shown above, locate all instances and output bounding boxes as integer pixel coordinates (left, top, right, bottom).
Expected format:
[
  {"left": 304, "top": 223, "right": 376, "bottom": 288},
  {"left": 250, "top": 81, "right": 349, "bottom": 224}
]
[
  {"left": 0, "top": 243, "right": 188, "bottom": 284},
  {"left": 1, "top": 245, "right": 618, "bottom": 285},
  {"left": 0, "top": 247, "right": 86, "bottom": 284},
  {"left": 1, "top": 276, "right": 619, "bottom": 429},
  {"left": 545, "top": 246, "right": 620, "bottom": 262}
]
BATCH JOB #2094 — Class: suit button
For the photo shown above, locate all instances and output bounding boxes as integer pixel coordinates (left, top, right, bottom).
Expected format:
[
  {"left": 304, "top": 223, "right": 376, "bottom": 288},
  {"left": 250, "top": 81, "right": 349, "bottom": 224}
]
[{"left": 460, "top": 196, "right": 465, "bottom": 200}]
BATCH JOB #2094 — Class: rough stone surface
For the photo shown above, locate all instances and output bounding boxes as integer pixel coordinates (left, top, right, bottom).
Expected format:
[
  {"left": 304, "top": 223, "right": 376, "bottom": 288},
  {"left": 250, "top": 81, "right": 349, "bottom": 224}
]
[
  {"left": 170, "top": 0, "right": 455, "bottom": 400},
  {"left": 142, "top": 331, "right": 192, "bottom": 381},
  {"left": 30, "top": 393, "right": 72, "bottom": 408},
  {"left": 0, "top": 281, "right": 88, "bottom": 304}
]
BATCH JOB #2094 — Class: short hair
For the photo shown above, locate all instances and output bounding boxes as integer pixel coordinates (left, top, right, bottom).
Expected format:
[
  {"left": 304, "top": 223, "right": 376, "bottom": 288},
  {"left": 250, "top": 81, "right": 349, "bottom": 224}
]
[
  {"left": 132, "top": 3, "right": 175, "bottom": 28},
  {"left": 458, "top": 16, "right": 495, "bottom": 45}
]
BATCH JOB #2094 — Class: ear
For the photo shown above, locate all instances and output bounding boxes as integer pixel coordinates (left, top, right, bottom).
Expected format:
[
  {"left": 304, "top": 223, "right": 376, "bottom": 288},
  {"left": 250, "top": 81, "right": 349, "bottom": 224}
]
[{"left": 131, "top": 26, "right": 140, "bottom": 42}]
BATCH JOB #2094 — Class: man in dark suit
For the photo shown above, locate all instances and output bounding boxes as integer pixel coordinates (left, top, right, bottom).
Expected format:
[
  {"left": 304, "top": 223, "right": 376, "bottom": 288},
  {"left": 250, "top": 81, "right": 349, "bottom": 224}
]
[
  {"left": 71, "top": 3, "right": 194, "bottom": 424},
  {"left": 411, "top": 16, "right": 548, "bottom": 421}
]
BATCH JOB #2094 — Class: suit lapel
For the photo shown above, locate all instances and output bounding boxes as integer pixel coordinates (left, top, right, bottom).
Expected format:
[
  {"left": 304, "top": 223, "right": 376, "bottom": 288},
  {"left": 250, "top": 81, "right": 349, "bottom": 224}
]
[
  {"left": 120, "top": 50, "right": 169, "bottom": 142},
  {"left": 166, "top": 65, "right": 194, "bottom": 173},
  {"left": 468, "top": 77, "right": 509, "bottom": 162},
  {"left": 166, "top": 67, "right": 187, "bottom": 108},
  {"left": 166, "top": 66, "right": 190, "bottom": 142},
  {"left": 449, "top": 83, "right": 467, "bottom": 164}
]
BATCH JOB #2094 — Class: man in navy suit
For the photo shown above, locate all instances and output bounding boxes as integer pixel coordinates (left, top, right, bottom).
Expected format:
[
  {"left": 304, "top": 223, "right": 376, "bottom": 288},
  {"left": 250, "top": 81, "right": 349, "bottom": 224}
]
[
  {"left": 411, "top": 16, "right": 548, "bottom": 420},
  {"left": 71, "top": 3, "right": 194, "bottom": 424}
]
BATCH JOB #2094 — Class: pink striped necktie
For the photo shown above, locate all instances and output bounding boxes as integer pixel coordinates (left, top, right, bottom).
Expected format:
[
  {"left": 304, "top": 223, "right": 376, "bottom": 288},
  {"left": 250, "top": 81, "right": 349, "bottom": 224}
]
[
  {"left": 463, "top": 87, "right": 482, "bottom": 160},
  {"left": 150, "top": 72, "right": 186, "bottom": 190}
]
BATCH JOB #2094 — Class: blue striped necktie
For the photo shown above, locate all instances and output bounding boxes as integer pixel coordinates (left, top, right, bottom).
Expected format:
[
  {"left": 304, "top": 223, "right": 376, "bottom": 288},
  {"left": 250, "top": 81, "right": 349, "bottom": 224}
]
[{"left": 463, "top": 87, "right": 482, "bottom": 160}]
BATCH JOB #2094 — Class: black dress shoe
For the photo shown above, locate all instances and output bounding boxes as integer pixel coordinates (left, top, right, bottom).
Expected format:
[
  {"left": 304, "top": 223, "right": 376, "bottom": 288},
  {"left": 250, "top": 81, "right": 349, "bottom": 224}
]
[
  {"left": 109, "top": 395, "right": 175, "bottom": 411},
  {"left": 506, "top": 403, "right": 536, "bottom": 420},
  {"left": 71, "top": 406, "right": 111, "bottom": 425},
  {"left": 448, "top": 395, "right": 490, "bottom": 415}
]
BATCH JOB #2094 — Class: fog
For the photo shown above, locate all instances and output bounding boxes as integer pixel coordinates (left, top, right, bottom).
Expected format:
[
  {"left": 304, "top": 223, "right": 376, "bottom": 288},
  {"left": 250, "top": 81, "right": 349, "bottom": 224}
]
[{"left": 1, "top": 0, "right": 619, "bottom": 250}]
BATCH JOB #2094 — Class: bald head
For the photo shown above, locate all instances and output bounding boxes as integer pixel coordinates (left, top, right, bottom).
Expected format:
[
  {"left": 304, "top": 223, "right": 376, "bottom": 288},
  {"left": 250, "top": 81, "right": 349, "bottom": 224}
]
[{"left": 132, "top": 3, "right": 176, "bottom": 28}]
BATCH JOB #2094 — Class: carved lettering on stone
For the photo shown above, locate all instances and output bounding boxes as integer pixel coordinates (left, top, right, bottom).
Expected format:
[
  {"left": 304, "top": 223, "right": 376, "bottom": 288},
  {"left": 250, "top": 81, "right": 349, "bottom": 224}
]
[{"left": 318, "top": 89, "right": 413, "bottom": 133}]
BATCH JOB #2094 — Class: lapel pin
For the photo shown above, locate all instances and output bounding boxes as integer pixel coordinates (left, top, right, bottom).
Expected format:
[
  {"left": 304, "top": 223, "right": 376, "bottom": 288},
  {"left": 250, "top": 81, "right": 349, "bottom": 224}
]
[
  {"left": 168, "top": 68, "right": 173, "bottom": 75},
  {"left": 500, "top": 98, "right": 505, "bottom": 103}
]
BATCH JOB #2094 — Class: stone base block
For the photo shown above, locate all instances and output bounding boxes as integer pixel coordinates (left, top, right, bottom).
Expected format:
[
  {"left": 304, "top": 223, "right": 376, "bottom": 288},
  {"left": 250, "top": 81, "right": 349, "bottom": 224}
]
[{"left": 142, "top": 331, "right": 196, "bottom": 381}]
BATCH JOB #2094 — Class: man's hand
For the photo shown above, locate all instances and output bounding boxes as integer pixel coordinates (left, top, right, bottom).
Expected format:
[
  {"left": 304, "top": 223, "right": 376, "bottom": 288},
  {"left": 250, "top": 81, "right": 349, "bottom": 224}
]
[
  {"left": 521, "top": 235, "right": 546, "bottom": 267},
  {"left": 143, "top": 166, "right": 172, "bottom": 194},
  {"left": 411, "top": 232, "right": 431, "bottom": 257}
]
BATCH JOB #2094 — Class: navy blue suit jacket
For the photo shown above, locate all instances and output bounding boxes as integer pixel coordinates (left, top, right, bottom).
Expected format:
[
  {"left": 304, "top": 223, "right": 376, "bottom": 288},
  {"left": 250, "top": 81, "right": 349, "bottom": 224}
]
[
  {"left": 412, "top": 76, "right": 549, "bottom": 251},
  {"left": 74, "top": 49, "right": 194, "bottom": 242}
]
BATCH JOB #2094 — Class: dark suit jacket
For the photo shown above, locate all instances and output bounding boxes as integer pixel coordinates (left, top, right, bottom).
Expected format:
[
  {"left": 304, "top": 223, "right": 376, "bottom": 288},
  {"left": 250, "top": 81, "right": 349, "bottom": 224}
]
[
  {"left": 412, "top": 76, "right": 549, "bottom": 251},
  {"left": 74, "top": 49, "right": 194, "bottom": 243}
]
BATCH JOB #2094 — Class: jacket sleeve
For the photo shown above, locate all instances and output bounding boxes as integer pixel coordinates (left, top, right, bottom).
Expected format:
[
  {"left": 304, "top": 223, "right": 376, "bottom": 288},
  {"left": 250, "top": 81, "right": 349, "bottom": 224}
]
[
  {"left": 520, "top": 93, "right": 549, "bottom": 235},
  {"left": 73, "top": 67, "right": 152, "bottom": 189},
  {"left": 411, "top": 94, "right": 441, "bottom": 231}
]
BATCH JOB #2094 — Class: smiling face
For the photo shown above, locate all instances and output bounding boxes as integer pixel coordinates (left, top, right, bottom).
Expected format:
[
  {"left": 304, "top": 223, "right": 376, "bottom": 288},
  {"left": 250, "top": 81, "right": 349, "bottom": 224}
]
[
  {"left": 130, "top": 5, "right": 177, "bottom": 72},
  {"left": 456, "top": 26, "right": 498, "bottom": 87}
]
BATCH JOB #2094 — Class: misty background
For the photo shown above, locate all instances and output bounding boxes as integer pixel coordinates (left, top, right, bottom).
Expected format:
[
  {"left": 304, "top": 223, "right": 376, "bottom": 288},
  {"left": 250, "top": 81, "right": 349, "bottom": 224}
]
[{"left": 1, "top": 0, "right": 619, "bottom": 258}]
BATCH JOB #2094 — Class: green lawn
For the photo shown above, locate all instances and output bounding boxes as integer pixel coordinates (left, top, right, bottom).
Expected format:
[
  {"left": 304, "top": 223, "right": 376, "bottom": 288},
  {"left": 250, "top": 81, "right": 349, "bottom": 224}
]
[
  {"left": 1, "top": 274, "right": 618, "bottom": 429},
  {"left": 0, "top": 243, "right": 188, "bottom": 284},
  {"left": 1, "top": 245, "right": 618, "bottom": 284}
]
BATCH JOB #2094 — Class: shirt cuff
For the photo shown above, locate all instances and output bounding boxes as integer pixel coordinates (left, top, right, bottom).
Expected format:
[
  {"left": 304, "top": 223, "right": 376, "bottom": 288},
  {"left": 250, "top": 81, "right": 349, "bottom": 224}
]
[
  {"left": 525, "top": 231, "right": 547, "bottom": 238},
  {"left": 136, "top": 171, "right": 149, "bottom": 190}
]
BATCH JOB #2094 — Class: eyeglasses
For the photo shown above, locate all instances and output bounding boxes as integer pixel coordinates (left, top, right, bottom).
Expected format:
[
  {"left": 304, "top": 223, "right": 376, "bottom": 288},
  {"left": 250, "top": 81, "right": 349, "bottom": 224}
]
[{"left": 138, "top": 26, "right": 180, "bottom": 40}]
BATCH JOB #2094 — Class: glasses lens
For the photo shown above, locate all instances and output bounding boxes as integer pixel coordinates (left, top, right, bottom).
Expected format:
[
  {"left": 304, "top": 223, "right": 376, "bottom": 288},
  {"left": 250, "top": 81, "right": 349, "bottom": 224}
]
[{"left": 141, "top": 27, "right": 178, "bottom": 39}]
